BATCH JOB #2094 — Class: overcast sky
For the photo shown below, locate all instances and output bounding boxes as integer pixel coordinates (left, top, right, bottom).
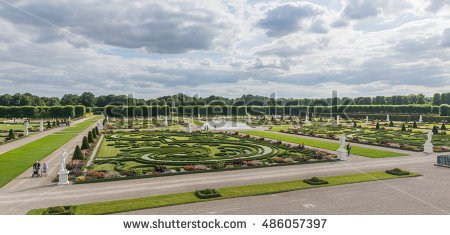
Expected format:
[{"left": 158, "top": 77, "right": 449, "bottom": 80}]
[{"left": 0, "top": 0, "right": 449, "bottom": 99}]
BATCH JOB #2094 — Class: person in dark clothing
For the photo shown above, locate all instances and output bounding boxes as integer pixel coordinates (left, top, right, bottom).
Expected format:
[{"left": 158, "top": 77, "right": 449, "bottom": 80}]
[
  {"left": 33, "top": 161, "right": 40, "bottom": 170},
  {"left": 346, "top": 143, "right": 351, "bottom": 156}
]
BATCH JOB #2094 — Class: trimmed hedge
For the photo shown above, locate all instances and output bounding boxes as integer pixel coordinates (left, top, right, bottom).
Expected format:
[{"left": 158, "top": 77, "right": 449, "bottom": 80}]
[
  {"left": 195, "top": 188, "right": 221, "bottom": 199},
  {"left": 0, "top": 105, "right": 85, "bottom": 118},
  {"left": 385, "top": 168, "right": 410, "bottom": 176},
  {"left": 303, "top": 177, "right": 328, "bottom": 185}
]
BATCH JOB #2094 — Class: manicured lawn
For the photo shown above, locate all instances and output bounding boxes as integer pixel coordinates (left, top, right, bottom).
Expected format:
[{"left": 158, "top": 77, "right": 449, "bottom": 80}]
[
  {"left": 59, "top": 116, "right": 102, "bottom": 133},
  {"left": 0, "top": 116, "right": 101, "bottom": 188},
  {"left": 240, "top": 131, "right": 408, "bottom": 158},
  {"left": 0, "top": 134, "right": 77, "bottom": 188},
  {"left": 27, "top": 171, "right": 419, "bottom": 215}
]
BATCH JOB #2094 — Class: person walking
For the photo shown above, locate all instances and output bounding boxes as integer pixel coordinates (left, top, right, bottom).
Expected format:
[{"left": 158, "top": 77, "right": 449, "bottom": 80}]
[
  {"left": 42, "top": 162, "right": 48, "bottom": 177},
  {"left": 346, "top": 143, "right": 351, "bottom": 156}
]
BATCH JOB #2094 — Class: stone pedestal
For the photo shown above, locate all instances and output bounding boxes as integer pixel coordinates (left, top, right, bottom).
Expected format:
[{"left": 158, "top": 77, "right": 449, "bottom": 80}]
[
  {"left": 337, "top": 148, "right": 348, "bottom": 161},
  {"left": 58, "top": 170, "right": 69, "bottom": 185},
  {"left": 24, "top": 129, "right": 29, "bottom": 136},
  {"left": 424, "top": 142, "right": 433, "bottom": 153}
]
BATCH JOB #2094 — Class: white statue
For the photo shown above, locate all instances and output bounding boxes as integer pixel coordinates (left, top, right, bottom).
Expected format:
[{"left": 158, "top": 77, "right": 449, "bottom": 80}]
[
  {"left": 59, "top": 150, "right": 68, "bottom": 173},
  {"left": 247, "top": 114, "right": 251, "bottom": 124},
  {"left": 419, "top": 115, "right": 423, "bottom": 123},
  {"left": 68, "top": 116, "right": 71, "bottom": 122},
  {"left": 423, "top": 130, "right": 433, "bottom": 153},
  {"left": 386, "top": 114, "right": 390, "bottom": 122},
  {"left": 24, "top": 128, "right": 29, "bottom": 136},
  {"left": 337, "top": 115, "right": 340, "bottom": 125},
  {"left": 97, "top": 121, "right": 103, "bottom": 130},
  {"left": 186, "top": 121, "right": 191, "bottom": 133},
  {"left": 365, "top": 116, "right": 369, "bottom": 125},
  {"left": 39, "top": 119, "right": 44, "bottom": 132},
  {"left": 24, "top": 121, "right": 29, "bottom": 129},
  {"left": 164, "top": 117, "right": 168, "bottom": 126},
  {"left": 305, "top": 114, "right": 309, "bottom": 124},
  {"left": 337, "top": 134, "right": 348, "bottom": 160},
  {"left": 58, "top": 150, "right": 69, "bottom": 185}
]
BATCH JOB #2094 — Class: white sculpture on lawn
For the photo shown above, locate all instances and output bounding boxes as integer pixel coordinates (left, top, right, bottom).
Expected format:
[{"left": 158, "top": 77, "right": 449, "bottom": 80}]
[
  {"left": 365, "top": 116, "right": 369, "bottom": 125},
  {"left": 186, "top": 121, "right": 191, "bottom": 133},
  {"left": 39, "top": 119, "right": 43, "bottom": 132},
  {"left": 423, "top": 130, "right": 433, "bottom": 153},
  {"left": 419, "top": 115, "right": 423, "bottom": 123},
  {"left": 164, "top": 117, "right": 168, "bottom": 126},
  {"left": 336, "top": 134, "right": 348, "bottom": 160},
  {"left": 305, "top": 114, "right": 310, "bottom": 124},
  {"left": 247, "top": 114, "right": 251, "bottom": 124},
  {"left": 387, "top": 114, "right": 390, "bottom": 122},
  {"left": 337, "top": 115, "right": 340, "bottom": 125},
  {"left": 24, "top": 122, "right": 29, "bottom": 136},
  {"left": 58, "top": 150, "right": 69, "bottom": 185}
]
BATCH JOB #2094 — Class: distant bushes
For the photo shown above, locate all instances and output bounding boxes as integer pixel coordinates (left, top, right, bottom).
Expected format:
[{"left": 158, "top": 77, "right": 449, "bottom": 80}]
[{"left": 0, "top": 105, "right": 85, "bottom": 119}]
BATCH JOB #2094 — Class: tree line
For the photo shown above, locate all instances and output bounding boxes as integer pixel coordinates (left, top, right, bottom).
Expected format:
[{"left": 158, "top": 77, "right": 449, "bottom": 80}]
[{"left": 0, "top": 92, "right": 449, "bottom": 107}]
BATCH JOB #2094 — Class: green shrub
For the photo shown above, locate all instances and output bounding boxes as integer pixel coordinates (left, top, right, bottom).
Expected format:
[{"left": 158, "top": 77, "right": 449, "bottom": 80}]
[
  {"left": 353, "top": 121, "right": 357, "bottom": 127},
  {"left": 440, "top": 104, "right": 449, "bottom": 116},
  {"left": 401, "top": 124, "right": 406, "bottom": 131},
  {"left": 389, "top": 121, "right": 394, "bottom": 127},
  {"left": 88, "top": 131, "right": 94, "bottom": 143},
  {"left": 432, "top": 126, "right": 439, "bottom": 134},
  {"left": 8, "top": 129, "right": 15, "bottom": 139},
  {"left": 195, "top": 188, "right": 221, "bottom": 199},
  {"left": 386, "top": 168, "right": 410, "bottom": 176},
  {"left": 72, "top": 145, "right": 84, "bottom": 160},
  {"left": 44, "top": 206, "right": 75, "bottom": 215},
  {"left": 441, "top": 123, "right": 447, "bottom": 130},
  {"left": 303, "top": 177, "right": 328, "bottom": 185},
  {"left": 413, "top": 121, "right": 417, "bottom": 128},
  {"left": 81, "top": 136, "right": 90, "bottom": 150},
  {"left": 376, "top": 122, "right": 380, "bottom": 129}
]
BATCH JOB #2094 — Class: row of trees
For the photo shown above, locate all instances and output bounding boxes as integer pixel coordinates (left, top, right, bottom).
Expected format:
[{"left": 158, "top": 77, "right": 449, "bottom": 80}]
[
  {"left": 104, "top": 104, "right": 449, "bottom": 118},
  {"left": 1, "top": 92, "right": 449, "bottom": 107},
  {"left": 0, "top": 106, "right": 86, "bottom": 119}
]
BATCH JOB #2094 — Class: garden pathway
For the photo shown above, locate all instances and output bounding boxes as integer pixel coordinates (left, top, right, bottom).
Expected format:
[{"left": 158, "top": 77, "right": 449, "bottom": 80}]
[{"left": 0, "top": 117, "right": 91, "bottom": 155}]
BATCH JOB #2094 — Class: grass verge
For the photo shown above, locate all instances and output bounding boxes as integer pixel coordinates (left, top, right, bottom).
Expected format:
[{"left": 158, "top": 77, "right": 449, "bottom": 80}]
[
  {"left": 0, "top": 116, "right": 101, "bottom": 188},
  {"left": 240, "top": 131, "right": 408, "bottom": 158},
  {"left": 27, "top": 171, "right": 419, "bottom": 215}
]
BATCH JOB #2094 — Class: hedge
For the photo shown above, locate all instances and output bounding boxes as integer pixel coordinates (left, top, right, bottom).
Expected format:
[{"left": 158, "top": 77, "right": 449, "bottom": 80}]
[
  {"left": 0, "top": 105, "right": 86, "bottom": 118},
  {"left": 103, "top": 105, "right": 442, "bottom": 118}
]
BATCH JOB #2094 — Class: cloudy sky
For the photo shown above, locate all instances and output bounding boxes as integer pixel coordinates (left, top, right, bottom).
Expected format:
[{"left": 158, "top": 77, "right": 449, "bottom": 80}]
[{"left": 0, "top": 0, "right": 449, "bottom": 99}]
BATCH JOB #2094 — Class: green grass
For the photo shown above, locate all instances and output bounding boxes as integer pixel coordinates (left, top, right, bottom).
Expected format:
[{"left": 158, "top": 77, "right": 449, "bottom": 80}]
[
  {"left": 27, "top": 171, "right": 419, "bottom": 215},
  {"left": 0, "top": 134, "right": 77, "bottom": 187},
  {"left": 265, "top": 125, "right": 296, "bottom": 132},
  {"left": 0, "top": 116, "right": 102, "bottom": 188},
  {"left": 240, "top": 131, "right": 408, "bottom": 158},
  {"left": 60, "top": 116, "right": 101, "bottom": 133},
  {"left": 192, "top": 120, "right": 205, "bottom": 125}
]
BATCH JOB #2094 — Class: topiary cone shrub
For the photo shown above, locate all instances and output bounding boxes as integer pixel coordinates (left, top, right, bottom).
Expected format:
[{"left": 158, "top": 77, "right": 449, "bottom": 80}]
[
  {"left": 72, "top": 145, "right": 84, "bottom": 160},
  {"left": 432, "top": 126, "right": 439, "bottom": 134},
  {"left": 389, "top": 121, "right": 394, "bottom": 127},
  {"left": 95, "top": 126, "right": 100, "bottom": 135},
  {"left": 81, "top": 136, "right": 90, "bottom": 150},
  {"left": 401, "top": 124, "right": 406, "bottom": 131},
  {"left": 88, "top": 131, "right": 94, "bottom": 143},
  {"left": 8, "top": 129, "right": 15, "bottom": 139},
  {"left": 413, "top": 121, "right": 417, "bottom": 128},
  {"left": 376, "top": 122, "right": 380, "bottom": 129},
  {"left": 303, "top": 177, "right": 328, "bottom": 185},
  {"left": 441, "top": 123, "right": 447, "bottom": 130}
]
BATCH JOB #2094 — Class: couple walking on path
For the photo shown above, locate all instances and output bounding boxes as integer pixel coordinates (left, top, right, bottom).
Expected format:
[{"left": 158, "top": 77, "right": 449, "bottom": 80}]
[{"left": 32, "top": 161, "right": 48, "bottom": 177}]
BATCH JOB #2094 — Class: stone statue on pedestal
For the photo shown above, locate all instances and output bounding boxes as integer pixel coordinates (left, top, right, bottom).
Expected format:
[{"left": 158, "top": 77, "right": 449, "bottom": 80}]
[
  {"left": 424, "top": 131, "right": 433, "bottom": 153},
  {"left": 337, "top": 134, "right": 347, "bottom": 160}
]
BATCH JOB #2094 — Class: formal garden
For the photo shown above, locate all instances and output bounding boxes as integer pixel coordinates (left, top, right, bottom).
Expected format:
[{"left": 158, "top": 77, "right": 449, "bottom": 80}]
[
  {"left": 279, "top": 123, "right": 449, "bottom": 152},
  {"left": 71, "top": 130, "right": 337, "bottom": 183}
]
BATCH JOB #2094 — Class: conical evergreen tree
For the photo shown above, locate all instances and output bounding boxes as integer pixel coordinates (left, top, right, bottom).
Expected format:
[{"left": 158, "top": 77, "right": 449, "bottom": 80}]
[
  {"left": 72, "top": 145, "right": 84, "bottom": 160},
  {"left": 8, "top": 129, "right": 15, "bottom": 139},
  {"left": 81, "top": 136, "right": 90, "bottom": 150},
  {"left": 88, "top": 131, "right": 94, "bottom": 143},
  {"left": 413, "top": 121, "right": 417, "bottom": 128},
  {"left": 432, "top": 125, "right": 439, "bottom": 134},
  {"left": 389, "top": 121, "right": 394, "bottom": 127},
  {"left": 441, "top": 122, "right": 447, "bottom": 130},
  {"left": 353, "top": 121, "right": 357, "bottom": 127},
  {"left": 95, "top": 127, "right": 100, "bottom": 135},
  {"left": 376, "top": 122, "right": 380, "bottom": 129},
  {"left": 401, "top": 124, "right": 406, "bottom": 131}
]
